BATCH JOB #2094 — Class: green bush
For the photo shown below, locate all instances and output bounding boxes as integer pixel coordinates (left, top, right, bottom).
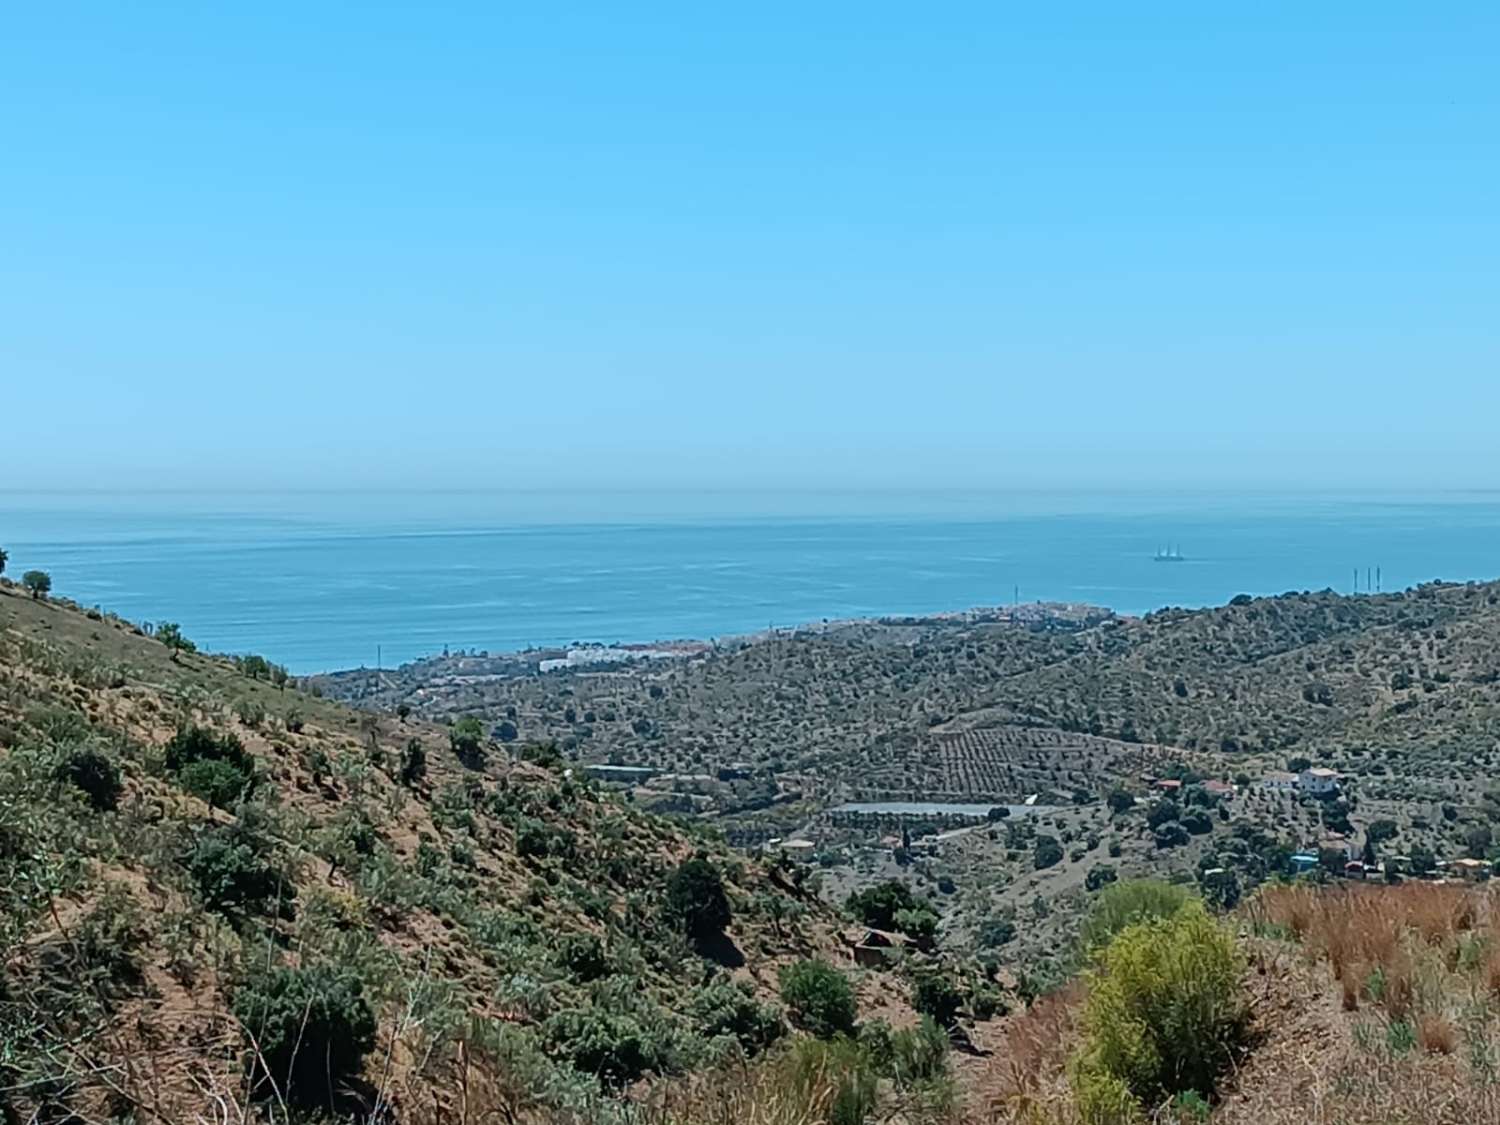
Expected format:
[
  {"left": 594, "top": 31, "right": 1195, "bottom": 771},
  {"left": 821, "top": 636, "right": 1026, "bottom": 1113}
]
[
  {"left": 186, "top": 827, "right": 292, "bottom": 918},
  {"left": 450, "top": 716, "right": 486, "bottom": 766},
  {"left": 166, "top": 727, "right": 257, "bottom": 805},
  {"left": 53, "top": 747, "right": 122, "bottom": 811},
  {"left": 156, "top": 622, "right": 196, "bottom": 659},
  {"left": 911, "top": 968, "right": 963, "bottom": 1028},
  {"left": 178, "top": 758, "right": 254, "bottom": 809},
  {"left": 1146, "top": 801, "right": 1180, "bottom": 829},
  {"left": 1182, "top": 810, "right": 1213, "bottom": 836},
  {"left": 73, "top": 883, "right": 144, "bottom": 988},
  {"left": 400, "top": 738, "right": 427, "bottom": 786},
  {"left": 165, "top": 726, "right": 256, "bottom": 775},
  {"left": 892, "top": 906, "right": 939, "bottom": 944},
  {"left": 1080, "top": 880, "right": 1192, "bottom": 951},
  {"left": 1107, "top": 789, "right": 1135, "bottom": 814},
  {"left": 1034, "top": 835, "right": 1064, "bottom": 870},
  {"left": 780, "top": 959, "right": 857, "bottom": 1039},
  {"left": 233, "top": 697, "right": 267, "bottom": 728},
  {"left": 1072, "top": 902, "right": 1247, "bottom": 1120},
  {"left": 689, "top": 979, "right": 784, "bottom": 1056},
  {"left": 977, "top": 917, "right": 1017, "bottom": 948},
  {"left": 786, "top": 1036, "right": 877, "bottom": 1125},
  {"left": 1153, "top": 823, "right": 1190, "bottom": 849},
  {"left": 664, "top": 857, "right": 731, "bottom": 943},
  {"left": 232, "top": 965, "right": 376, "bottom": 1108},
  {"left": 889, "top": 1016, "right": 950, "bottom": 1087},
  {"left": 555, "top": 933, "right": 609, "bottom": 982},
  {"left": 1085, "top": 865, "right": 1119, "bottom": 892},
  {"left": 846, "top": 880, "right": 922, "bottom": 929},
  {"left": 542, "top": 1007, "right": 669, "bottom": 1085}
]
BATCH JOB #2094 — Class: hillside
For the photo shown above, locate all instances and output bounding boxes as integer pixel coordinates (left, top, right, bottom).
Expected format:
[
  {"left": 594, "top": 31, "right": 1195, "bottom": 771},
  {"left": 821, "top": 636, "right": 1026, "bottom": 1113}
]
[
  {"left": 308, "top": 579, "right": 1500, "bottom": 982},
  {"left": 0, "top": 581, "right": 962, "bottom": 1123},
  {"left": 321, "top": 580, "right": 1500, "bottom": 800}
]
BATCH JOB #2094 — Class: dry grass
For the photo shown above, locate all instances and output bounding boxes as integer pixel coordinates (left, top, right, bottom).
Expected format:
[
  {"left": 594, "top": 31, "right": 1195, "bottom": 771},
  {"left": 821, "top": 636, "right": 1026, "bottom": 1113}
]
[
  {"left": 980, "top": 983, "right": 1084, "bottom": 1124},
  {"left": 1219, "top": 881, "right": 1500, "bottom": 1124}
]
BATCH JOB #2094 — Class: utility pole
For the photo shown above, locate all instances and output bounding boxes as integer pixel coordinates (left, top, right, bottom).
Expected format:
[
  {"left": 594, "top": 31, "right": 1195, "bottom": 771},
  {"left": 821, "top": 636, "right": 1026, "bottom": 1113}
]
[
  {"left": 1376, "top": 566, "right": 1381, "bottom": 593},
  {"left": 1353, "top": 567, "right": 1358, "bottom": 594}
]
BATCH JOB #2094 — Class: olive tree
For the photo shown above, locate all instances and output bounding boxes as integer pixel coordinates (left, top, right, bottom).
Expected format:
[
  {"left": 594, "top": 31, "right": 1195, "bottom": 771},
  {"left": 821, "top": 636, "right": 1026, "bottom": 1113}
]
[{"left": 22, "top": 570, "right": 50, "bottom": 599}]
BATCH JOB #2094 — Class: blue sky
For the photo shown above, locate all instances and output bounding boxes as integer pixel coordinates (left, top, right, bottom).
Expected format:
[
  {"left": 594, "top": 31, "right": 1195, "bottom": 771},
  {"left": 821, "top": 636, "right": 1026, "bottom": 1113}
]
[{"left": 3, "top": 3, "right": 1497, "bottom": 491}]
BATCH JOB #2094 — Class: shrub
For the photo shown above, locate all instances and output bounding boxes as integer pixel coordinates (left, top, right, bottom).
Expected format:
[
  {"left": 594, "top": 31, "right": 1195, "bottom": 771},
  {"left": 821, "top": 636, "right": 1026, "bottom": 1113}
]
[
  {"left": 690, "top": 979, "right": 784, "bottom": 1055},
  {"left": 1034, "top": 835, "right": 1064, "bottom": 870},
  {"left": 1199, "top": 868, "right": 1242, "bottom": 911},
  {"left": 977, "top": 917, "right": 1017, "bottom": 948},
  {"left": 399, "top": 738, "right": 427, "bottom": 786},
  {"left": 165, "top": 727, "right": 257, "bottom": 804},
  {"left": 178, "top": 758, "right": 255, "bottom": 809},
  {"left": 450, "top": 716, "right": 486, "bottom": 766},
  {"left": 521, "top": 741, "right": 566, "bottom": 770},
  {"left": 1154, "top": 823, "right": 1190, "bottom": 849},
  {"left": 786, "top": 1036, "right": 877, "bottom": 1125},
  {"left": 1080, "top": 880, "right": 1192, "bottom": 951},
  {"left": 233, "top": 965, "right": 376, "bottom": 1107},
  {"left": 53, "top": 747, "right": 122, "bottom": 811},
  {"left": 555, "top": 933, "right": 609, "bottom": 982},
  {"left": 911, "top": 968, "right": 963, "bottom": 1028},
  {"left": 846, "top": 880, "right": 921, "bottom": 930},
  {"left": 22, "top": 570, "right": 51, "bottom": 599},
  {"left": 664, "top": 858, "right": 731, "bottom": 943},
  {"left": 186, "top": 827, "right": 291, "bottom": 918},
  {"left": 157, "top": 622, "right": 196, "bottom": 660},
  {"left": 515, "top": 818, "right": 553, "bottom": 859},
  {"left": 889, "top": 1016, "right": 949, "bottom": 1087},
  {"left": 1182, "top": 810, "right": 1213, "bottom": 836},
  {"left": 233, "top": 697, "right": 267, "bottom": 728},
  {"left": 542, "top": 1007, "right": 668, "bottom": 1085},
  {"left": 1086, "top": 865, "right": 1119, "bottom": 892},
  {"left": 892, "top": 906, "right": 939, "bottom": 944},
  {"left": 780, "top": 959, "right": 857, "bottom": 1039},
  {"left": 1072, "top": 903, "right": 1247, "bottom": 1117},
  {"left": 73, "top": 883, "right": 144, "bottom": 988},
  {"left": 165, "top": 726, "right": 256, "bottom": 775},
  {"left": 1146, "top": 801, "right": 1180, "bottom": 830},
  {"left": 1107, "top": 789, "right": 1135, "bottom": 814}
]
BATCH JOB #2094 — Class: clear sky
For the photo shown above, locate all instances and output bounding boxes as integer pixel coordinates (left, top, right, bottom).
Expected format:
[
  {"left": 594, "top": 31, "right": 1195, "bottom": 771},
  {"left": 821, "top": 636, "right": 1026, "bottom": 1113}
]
[{"left": 4, "top": 3, "right": 1497, "bottom": 492}]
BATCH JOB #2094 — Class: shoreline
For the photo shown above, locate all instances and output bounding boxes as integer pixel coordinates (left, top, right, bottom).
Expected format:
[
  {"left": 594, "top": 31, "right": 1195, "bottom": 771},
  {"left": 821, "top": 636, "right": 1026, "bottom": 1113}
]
[{"left": 308, "top": 598, "right": 1118, "bottom": 681}]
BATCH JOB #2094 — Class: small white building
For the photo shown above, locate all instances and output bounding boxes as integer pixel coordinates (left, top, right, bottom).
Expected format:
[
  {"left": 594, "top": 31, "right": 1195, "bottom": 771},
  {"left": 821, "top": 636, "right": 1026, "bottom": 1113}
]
[
  {"left": 1299, "top": 767, "right": 1341, "bottom": 795},
  {"left": 1261, "top": 771, "right": 1299, "bottom": 792}
]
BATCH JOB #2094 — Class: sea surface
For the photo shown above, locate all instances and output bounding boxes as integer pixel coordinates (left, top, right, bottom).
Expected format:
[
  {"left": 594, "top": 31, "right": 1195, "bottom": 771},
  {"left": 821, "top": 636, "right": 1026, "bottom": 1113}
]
[{"left": 4, "top": 490, "right": 1500, "bottom": 675}]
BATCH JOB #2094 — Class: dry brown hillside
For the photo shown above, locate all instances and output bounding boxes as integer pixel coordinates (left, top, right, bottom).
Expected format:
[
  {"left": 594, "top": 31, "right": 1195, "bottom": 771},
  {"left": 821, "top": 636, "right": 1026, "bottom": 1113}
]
[{"left": 0, "top": 581, "right": 939, "bottom": 1123}]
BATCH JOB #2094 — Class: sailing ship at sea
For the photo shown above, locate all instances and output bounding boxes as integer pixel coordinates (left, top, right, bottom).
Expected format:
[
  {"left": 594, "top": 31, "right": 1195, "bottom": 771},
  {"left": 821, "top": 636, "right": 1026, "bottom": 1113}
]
[{"left": 1153, "top": 544, "right": 1186, "bottom": 563}]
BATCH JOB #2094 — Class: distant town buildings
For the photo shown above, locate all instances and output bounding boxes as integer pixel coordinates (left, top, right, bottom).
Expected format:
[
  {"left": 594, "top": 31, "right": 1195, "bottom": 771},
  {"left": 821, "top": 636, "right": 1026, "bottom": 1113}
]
[
  {"left": 538, "top": 642, "right": 711, "bottom": 673},
  {"left": 1299, "top": 767, "right": 1341, "bottom": 795},
  {"left": 1257, "top": 768, "right": 1341, "bottom": 795}
]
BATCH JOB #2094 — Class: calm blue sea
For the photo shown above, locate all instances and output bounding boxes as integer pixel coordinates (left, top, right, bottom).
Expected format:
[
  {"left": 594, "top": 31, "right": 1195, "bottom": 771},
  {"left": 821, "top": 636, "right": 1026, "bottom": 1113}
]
[{"left": 4, "top": 491, "right": 1500, "bottom": 674}]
